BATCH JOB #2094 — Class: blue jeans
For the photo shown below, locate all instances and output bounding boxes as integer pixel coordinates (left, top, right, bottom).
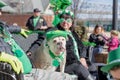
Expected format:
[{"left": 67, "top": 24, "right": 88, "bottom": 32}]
[
  {"left": 92, "top": 46, "right": 103, "bottom": 62},
  {"left": 93, "top": 46, "right": 103, "bottom": 54}
]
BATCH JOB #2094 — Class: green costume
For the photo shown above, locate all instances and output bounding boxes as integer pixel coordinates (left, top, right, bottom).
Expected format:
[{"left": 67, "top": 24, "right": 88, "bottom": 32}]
[
  {"left": 50, "top": 0, "right": 72, "bottom": 26},
  {"left": 46, "top": 30, "right": 68, "bottom": 41},
  {"left": 0, "top": 2, "right": 32, "bottom": 74},
  {"left": 50, "top": 0, "right": 72, "bottom": 12},
  {"left": 1, "top": 24, "right": 32, "bottom": 74}
]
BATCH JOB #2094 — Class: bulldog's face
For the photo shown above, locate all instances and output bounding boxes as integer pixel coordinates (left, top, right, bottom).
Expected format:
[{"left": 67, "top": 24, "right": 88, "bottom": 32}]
[{"left": 47, "top": 36, "right": 66, "bottom": 56}]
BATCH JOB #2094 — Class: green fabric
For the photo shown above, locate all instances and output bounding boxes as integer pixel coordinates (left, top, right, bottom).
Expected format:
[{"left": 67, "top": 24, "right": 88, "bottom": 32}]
[
  {"left": 46, "top": 30, "right": 68, "bottom": 41},
  {"left": 3, "top": 27, "right": 32, "bottom": 74},
  {"left": 52, "top": 15, "right": 61, "bottom": 26},
  {"left": 26, "top": 30, "right": 45, "bottom": 35},
  {"left": 50, "top": 0, "right": 72, "bottom": 26},
  {"left": 33, "top": 16, "right": 40, "bottom": 27},
  {"left": 4, "top": 38, "right": 32, "bottom": 74},
  {"left": 48, "top": 50, "right": 64, "bottom": 67},
  {"left": 101, "top": 47, "right": 120, "bottom": 73},
  {"left": 52, "top": 59, "right": 60, "bottom": 67},
  {"left": 50, "top": 0, "right": 72, "bottom": 11},
  {"left": 0, "top": 52, "right": 23, "bottom": 74},
  {"left": 0, "top": 0, "right": 7, "bottom": 8},
  {"left": 53, "top": 10, "right": 74, "bottom": 26},
  {"left": 67, "top": 31, "right": 80, "bottom": 60},
  {"left": 60, "top": 18, "right": 72, "bottom": 23},
  {"left": 82, "top": 41, "right": 96, "bottom": 47},
  {"left": 20, "top": 29, "right": 30, "bottom": 38},
  {"left": 60, "top": 10, "right": 74, "bottom": 18}
]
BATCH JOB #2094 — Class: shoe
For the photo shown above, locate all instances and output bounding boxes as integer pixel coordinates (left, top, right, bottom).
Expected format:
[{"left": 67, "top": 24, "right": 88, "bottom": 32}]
[{"left": 86, "top": 74, "right": 95, "bottom": 80}]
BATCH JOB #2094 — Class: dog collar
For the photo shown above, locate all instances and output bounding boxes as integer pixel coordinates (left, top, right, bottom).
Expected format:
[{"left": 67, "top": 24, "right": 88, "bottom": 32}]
[{"left": 49, "top": 50, "right": 64, "bottom": 67}]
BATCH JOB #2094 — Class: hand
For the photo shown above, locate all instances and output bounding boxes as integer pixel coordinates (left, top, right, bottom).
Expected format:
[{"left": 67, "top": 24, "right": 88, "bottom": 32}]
[
  {"left": 80, "top": 58, "right": 88, "bottom": 69},
  {"left": 0, "top": 52, "right": 24, "bottom": 74},
  {"left": 27, "top": 52, "right": 32, "bottom": 56},
  {"left": 20, "top": 29, "right": 30, "bottom": 38},
  {"left": 98, "top": 36, "right": 103, "bottom": 41}
]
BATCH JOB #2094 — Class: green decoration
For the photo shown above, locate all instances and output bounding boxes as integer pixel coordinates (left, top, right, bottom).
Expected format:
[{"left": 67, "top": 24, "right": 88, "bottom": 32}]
[
  {"left": 53, "top": 9, "right": 74, "bottom": 26},
  {"left": 26, "top": 30, "right": 45, "bottom": 35},
  {"left": 0, "top": 0, "right": 7, "bottom": 8},
  {"left": 20, "top": 29, "right": 45, "bottom": 38},
  {"left": 1, "top": 24, "right": 32, "bottom": 74},
  {"left": 60, "top": 10, "right": 74, "bottom": 18},
  {"left": 52, "top": 59, "right": 60, "bottom": 67},
  {"left": 82, "top": 41, "right": 96, "bottom": 47},
  {"left": 48, "top": 49, "right": 64, "bottom": 67},
  {"left": 46, "top": 30, "right": 68, "bottom": 41},
  {"left": 67, "top": 31, "right": 80, "bottom": 60},
  {"left": 52, "top": 15, "right": 61, "bottom": 26},
  {"left": 50, "top": 0, "right": 72, "bottom": 26},
  {"left": 50, "top": 0, "right": 72, "bottom": 11},
  {"left": 14, "top": 50, "right": 23, "bottom": 57}
]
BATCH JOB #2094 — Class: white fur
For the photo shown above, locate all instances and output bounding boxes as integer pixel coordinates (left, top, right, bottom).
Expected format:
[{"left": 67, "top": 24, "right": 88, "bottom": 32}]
[{"left": 32, "top": 36, "right": 66, "bottom": 72}]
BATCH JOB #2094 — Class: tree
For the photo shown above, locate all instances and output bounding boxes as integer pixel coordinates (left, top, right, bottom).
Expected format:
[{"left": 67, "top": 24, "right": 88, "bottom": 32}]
[{"left": 71, "top": 0, "right": 80, "bottom": 27}]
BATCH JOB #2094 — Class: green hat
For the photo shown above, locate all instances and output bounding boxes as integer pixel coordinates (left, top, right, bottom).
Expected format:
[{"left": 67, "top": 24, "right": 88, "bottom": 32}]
[
  {"left": 101, "top": 47, "right": 120, "bottom": 73},
  {"left": 60, "top": 10, "right": 74, "bottom": 18},
  {"left": 46, "top": 30, "right": 68, "bottom": 41}
]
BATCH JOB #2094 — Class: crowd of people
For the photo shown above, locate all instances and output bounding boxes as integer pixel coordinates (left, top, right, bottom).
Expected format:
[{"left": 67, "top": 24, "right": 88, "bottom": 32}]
[{"left": 0, "top": 5, "right": 120, "bottom": 80}]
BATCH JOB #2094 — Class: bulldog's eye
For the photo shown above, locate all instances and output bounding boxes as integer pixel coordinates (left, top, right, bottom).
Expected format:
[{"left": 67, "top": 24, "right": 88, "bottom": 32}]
[
  {"left": 62, "top": 38, "right": 65, "bottom": 41},
  {"left": 53, "top": 40, "right": 57, "bottom": 43}
]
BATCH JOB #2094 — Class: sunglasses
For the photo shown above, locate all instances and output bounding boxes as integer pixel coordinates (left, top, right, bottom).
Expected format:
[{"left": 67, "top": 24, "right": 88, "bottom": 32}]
[{"left": 60, "top": 18, "right": 72, "bottom": 23}]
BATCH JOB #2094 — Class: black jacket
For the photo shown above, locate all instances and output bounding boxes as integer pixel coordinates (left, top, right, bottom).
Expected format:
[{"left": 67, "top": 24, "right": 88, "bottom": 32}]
[
  {"left": 89, "top": 33, "right": 105, "bottom": 47},
  {"left": 26, "top": 16, "right": 47, "bottom": 30},
  {"left": 57, "top": 26, "right": 86, "bottom": 66}
]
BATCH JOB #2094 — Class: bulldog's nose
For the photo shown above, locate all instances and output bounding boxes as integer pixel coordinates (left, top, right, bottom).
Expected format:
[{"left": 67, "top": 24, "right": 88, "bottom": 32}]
[{"left": 57, "top": 42, "right": 62, "bottom": 45}]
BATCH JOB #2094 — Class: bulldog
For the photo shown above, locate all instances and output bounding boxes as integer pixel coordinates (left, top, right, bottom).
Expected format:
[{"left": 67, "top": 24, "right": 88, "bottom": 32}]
[{"left": 32, "top": 30, "right": 67, "bottom": 72}]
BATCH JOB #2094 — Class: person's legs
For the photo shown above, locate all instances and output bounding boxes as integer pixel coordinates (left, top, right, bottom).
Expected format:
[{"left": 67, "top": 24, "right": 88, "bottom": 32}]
[
  {"left": 93, "top": 46, "right": 103, "bottom": 54},
  {"left": 65, "top": 63, "right": 94, "bottom": 80},
  {"left": 98, "top": 46, "right": 103, "bottom": 54},
  {"left": 87, "top": 60, "right": 99, "bottom": 80}
]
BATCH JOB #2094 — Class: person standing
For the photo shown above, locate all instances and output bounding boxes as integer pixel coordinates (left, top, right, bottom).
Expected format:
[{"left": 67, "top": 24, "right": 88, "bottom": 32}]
[
  {"left": 26, "top": 8, "right": 48, "bottom": 30},
  {"left": 106, "top": 30, "right": 119, "bottom": 52},
  {"left": 26, "top": 8, "right": 48, "bottom": 55}
]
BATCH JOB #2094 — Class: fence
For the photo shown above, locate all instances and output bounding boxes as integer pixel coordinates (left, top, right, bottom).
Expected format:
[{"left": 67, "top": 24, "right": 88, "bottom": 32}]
[{"left": 0, "top": 14, "right": 53, "bottom": 28}]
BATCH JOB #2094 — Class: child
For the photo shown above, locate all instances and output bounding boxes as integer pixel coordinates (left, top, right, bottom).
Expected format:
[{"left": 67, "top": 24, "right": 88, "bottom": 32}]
[{"left": 106, "top": 30, "right": 119, "bottom": 52}]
